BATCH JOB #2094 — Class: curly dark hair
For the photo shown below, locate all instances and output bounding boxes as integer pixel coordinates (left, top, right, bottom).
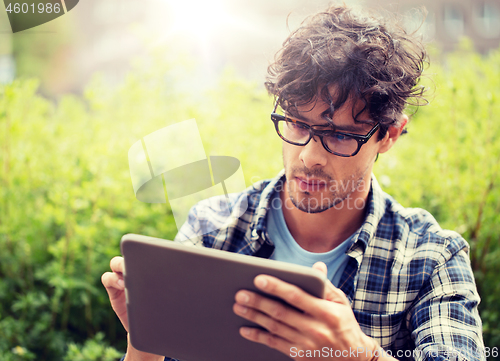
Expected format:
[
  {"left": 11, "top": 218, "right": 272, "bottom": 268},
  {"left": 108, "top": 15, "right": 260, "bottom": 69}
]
[{"left": 265, "top": 5, "right": 428, "bottom": 139}]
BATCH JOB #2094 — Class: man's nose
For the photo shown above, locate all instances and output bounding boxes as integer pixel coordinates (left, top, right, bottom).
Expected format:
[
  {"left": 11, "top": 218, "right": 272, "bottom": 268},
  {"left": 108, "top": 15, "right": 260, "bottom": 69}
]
[{"left": 299, "top": 136, "right": 328, "bottom": 169}]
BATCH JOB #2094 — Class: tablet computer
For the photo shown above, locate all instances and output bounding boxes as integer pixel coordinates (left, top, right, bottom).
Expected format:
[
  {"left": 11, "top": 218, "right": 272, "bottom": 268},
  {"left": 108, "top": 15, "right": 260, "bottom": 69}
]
[{"left": 120, "top": 233, "right": 326, "bottom": 361}]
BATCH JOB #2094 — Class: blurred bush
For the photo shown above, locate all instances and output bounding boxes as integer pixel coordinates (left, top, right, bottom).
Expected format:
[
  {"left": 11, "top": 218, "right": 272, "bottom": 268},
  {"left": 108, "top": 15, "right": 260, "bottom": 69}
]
[
  {"left": 0, "top": 44, "right": 498, "bottom": 359},
  {"left": 0, "top": 52, "right": 274, "bottom": 360}
]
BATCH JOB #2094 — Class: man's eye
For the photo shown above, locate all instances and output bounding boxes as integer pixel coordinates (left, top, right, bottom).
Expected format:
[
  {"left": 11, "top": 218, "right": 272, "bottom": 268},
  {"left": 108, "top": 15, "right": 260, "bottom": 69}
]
[
  {"left": 288, "top": 121, "right": 308, "bottom": 130},
  {"left": 331, "top": 133, "right": 351, "bottom": 142}
]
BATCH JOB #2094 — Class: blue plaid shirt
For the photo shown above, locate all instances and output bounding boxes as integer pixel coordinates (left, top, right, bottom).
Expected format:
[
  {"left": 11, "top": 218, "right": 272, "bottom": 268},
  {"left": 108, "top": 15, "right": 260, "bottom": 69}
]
[{"left": 144, "top": 171, "right": 484, "bottom": 361}]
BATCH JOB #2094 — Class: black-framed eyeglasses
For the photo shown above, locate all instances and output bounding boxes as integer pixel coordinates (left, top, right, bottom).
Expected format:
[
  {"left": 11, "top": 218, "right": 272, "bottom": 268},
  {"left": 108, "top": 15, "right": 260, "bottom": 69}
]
[{"left": 271, "top": 100, "right": 380, "bottom": 157}]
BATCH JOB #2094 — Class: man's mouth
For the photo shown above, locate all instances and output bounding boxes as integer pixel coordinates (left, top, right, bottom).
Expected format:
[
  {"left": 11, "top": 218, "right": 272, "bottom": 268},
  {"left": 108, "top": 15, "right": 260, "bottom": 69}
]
[{"left": 295, "top": 177, "right": 328, "bottom": 192}]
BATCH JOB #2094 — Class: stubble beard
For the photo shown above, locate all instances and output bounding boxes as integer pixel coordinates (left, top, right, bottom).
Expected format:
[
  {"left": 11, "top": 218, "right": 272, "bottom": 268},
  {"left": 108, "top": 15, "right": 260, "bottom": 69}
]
[{"left": 286, "top": 167, "right": 369, "bottom": 214}]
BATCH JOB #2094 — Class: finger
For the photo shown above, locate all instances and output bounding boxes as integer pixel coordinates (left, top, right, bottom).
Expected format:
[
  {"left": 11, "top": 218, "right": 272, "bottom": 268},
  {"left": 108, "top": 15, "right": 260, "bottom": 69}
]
[
  {"left": 101, "top": 272, "right": 125, "bottom": 299},
  {"left": 101, "top": 271, "right": 124, "bottom": 290},
  {"left": 239, "top": 326, "right": 294, "bottom": 357},
  {"left": 110, "top": 256, "right": 124, "bottom": 274},
  {"left": 234, "top": 290, "right": 313, "bottom": 335},
  {"left": 312, "top": 262, "right": 349, "bottom": 305},
  {"left": 101, "top": 271, "right": 129, "bottom": 331},
  {"left": 233, "top": 302, "right": 303, "bottom": 344},
  {"left": 253, "top": 275, "right": 325, "bottom": 317},
  {"left": 312, "top": 261, "right": 327, "bottom": 276}
]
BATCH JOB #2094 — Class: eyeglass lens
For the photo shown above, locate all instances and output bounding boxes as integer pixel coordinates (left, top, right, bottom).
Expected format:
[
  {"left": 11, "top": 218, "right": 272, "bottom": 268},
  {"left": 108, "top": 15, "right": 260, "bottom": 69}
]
[{"left": 277, "top": 120, "right": 359, "bottom": 156}]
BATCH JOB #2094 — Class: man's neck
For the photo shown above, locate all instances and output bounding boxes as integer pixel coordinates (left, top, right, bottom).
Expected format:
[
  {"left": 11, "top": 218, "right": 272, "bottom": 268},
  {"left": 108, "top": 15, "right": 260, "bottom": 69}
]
[{"left": 280, "top": 181, "right": 370, "bottom": 253}]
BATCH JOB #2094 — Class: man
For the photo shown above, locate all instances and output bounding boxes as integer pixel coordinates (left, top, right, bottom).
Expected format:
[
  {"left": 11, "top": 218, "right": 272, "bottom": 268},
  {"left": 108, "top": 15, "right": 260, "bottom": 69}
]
[{"left": 102, "top": 4, "right": 484, "bottom": 361}]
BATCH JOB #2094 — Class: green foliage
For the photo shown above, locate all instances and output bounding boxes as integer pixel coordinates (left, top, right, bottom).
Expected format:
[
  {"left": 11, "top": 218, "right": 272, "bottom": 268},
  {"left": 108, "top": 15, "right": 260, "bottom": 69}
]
[
  {"left": 63, "top": 333, "right": 122, "bottom": 361},
  {"left": 0, "top": 77, "right": 179, "bottom": 358},
  {"left": 1, "top": 44, "right": 499, "bottom": 358},
  {"left": 0, "top": 52, "right": 273, "bottom": 359}
]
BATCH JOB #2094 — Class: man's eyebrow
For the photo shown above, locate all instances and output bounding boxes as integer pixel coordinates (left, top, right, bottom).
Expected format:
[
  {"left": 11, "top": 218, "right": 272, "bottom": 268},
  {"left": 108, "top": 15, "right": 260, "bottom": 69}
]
[{"left": 285, "top": 113, "right": 369, "bottom": 133}]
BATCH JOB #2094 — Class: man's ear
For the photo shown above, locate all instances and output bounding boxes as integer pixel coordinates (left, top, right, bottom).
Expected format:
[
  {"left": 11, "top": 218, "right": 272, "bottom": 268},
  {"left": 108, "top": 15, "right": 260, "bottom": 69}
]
[{"left": 378, "top": 114, "right": 408, "bottom": 154}]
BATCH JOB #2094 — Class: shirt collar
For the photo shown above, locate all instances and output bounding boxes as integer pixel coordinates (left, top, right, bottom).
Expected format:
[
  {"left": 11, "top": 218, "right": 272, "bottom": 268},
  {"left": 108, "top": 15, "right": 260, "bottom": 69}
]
[
  {"left": 251, "top": 169, "right": 285, "bottom": 243},
  {"left": 352, "top": 175, "right": 387, "bottom": 250}
]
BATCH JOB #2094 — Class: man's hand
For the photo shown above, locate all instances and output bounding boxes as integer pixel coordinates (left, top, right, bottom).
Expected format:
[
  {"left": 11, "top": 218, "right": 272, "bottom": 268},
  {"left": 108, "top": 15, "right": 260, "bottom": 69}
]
[
  {"left": 232, "top": 262, "right": 379, "bottom": 361},
  {"left": 101, "top": 257, "right": 164, "bottom": 361},
  {"left": 101, "top": 256, "right": 129, "bottom": 331}
]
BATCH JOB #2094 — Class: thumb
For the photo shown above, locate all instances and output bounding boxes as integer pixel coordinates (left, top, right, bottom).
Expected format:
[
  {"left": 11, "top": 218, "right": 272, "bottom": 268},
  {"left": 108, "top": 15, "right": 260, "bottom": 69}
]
[
  {"left": 312, "top": 262, "right": 350, "bottom": 305},
  {"left": 312, "top": 261, "right": 328, "bottom": 276}
]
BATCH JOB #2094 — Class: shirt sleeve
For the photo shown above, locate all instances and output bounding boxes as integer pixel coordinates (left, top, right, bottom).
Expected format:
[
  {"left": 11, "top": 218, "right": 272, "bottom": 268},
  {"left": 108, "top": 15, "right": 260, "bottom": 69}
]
[
  {"left": 173, "top": 203, "right": 205, "bottom": 246},
  {"left": 409, "top": 243, "right": 485, "bottom": 361},
  {"left": 173, "top": 194, "right": 239, "bottom": 247}
]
